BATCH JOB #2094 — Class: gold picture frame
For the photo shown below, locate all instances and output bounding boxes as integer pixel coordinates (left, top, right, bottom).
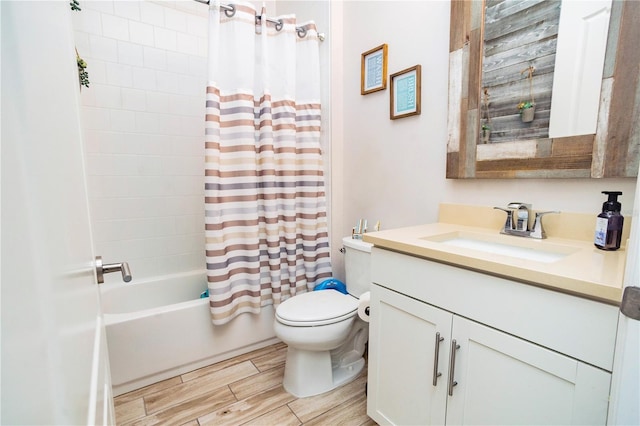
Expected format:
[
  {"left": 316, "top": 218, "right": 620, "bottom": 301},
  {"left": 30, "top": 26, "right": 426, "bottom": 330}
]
[
  {"left": 361, "top": 44, "right": 388, "bottom": 95},
  {"left": 390, "top": 65, "right": 421, "bottom": 120}
]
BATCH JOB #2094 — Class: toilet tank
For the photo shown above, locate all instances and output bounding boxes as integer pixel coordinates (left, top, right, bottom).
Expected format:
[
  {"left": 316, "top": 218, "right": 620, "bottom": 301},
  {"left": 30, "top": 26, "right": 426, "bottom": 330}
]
[{"left": 342, "top": 236, "right": 373, "bottom": 297}]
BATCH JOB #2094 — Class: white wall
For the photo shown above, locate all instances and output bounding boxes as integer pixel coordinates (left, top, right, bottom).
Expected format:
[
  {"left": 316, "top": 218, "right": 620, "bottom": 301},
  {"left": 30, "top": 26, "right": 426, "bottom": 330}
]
[
  {"left": 334, "top": 0, "right": 636, "bottom": 281},
  {"left": 72, "top": 0, "right": 210, "bottom": 282}
]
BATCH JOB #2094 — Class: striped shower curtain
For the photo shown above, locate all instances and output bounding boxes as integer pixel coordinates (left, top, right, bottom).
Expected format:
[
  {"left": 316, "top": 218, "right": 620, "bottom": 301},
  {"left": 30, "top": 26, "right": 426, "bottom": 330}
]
[{"left": 204, "top": 1, "right": 332, "bottom": 325}]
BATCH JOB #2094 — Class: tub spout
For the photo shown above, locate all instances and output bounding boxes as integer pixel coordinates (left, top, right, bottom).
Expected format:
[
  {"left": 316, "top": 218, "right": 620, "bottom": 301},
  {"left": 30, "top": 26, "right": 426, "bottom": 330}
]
[{"left": 95, "top": 256, "right": 132, "bottom": 283}]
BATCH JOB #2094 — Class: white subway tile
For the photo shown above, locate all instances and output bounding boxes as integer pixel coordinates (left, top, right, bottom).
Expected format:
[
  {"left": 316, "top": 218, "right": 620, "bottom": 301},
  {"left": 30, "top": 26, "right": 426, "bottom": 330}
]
[
  {"left": 187, "top": 55, "right": 207, "bottom": 77},
  {"left": 106, "top": 62, "right": 133, "bottom": 87},
  {"left": 175, "top": 214, "right": 204, "bottom": 235},
  {"left": 114, "top": 1, "right": 140, "bottom": 21},
  {"left": 82, "top": 1, "right": 114, "bottom": 15},
  {"left": 143, "top": 46, "right": 167, "bottom": 70},
  {"left": 186, "top": 14, "right": 208, "bottom": 38},
  {"left": 88, "top": 197, "right": 120, "bottom": 222},
  {"left": 82, "top": 129, "right": 102, "bottom": 153},
  {"left": 159, "top": 115, "right": 183, "bottom": 135},
  {"left": 92, "top": 83, "right": 122, "bottom": 109},
  {"left": 102, "top": 14, "right": 130, "bottom": 41},
  {"left": 80, "top": 85, "right": 97, "bottom": 107},
  {"left": 103, "top": 175, "right": 135, "bottom": 197},
  {"left": 72, "top": 8, "right": 103, "bottom": 36},
  {"left": 86, "top": 59, "right": 108, "bottom": 85},
  {"left": 180, "top": 115, "right": 205, "bottom": 137},
  {"left": 177, "top": 74, "right": 203, "bottom": 97},
  {"left": 137, "top": 156, "right": 164, "bottom": 176},
  {"left": 161, "top": 155, "right": 202, "bottom": 176},
  {"left": 167, "top": 94, "right": 204, "bottom": 118},
  {"left": 173, "top": 0, "right": 200, "bottom": 15},
  {"left": 164, "top": 8, "right": 188, "bottom": 33},
  {"left": 170, "top": 135, "right": 205, "bottom": 156},
  {"left": 74, "top": 31, "right": 92, "bottom": 56},
  {"left": 110, "top": 110, "right": 137, "bottom": 132},
  {"left": 135, "top": 112, "right": 162, "bottom": 134},
  {"left": 167, "top": 51, "right": 189, "bottom": 74},
  {"left": 132, "top": 67, "right": 157, "bottom": 90},
  {"left": 89, "top": 35, "right": 119, "bottom": 62},
  {"left": 155, "top": 253, "right": 205, "bottom": 276},
  {"left": 165, "top": 234, "right": 202, "bottom": 255},
  {"left": 154, "top": 27, "right": 178, "bottom": 51},
  {"left": 82, "top": 106, "right": 111, "bottom": 130},
  {"left": 117, "top": 41, "right": 144, "bottom": 67},
  {"left": 196, "top": 36, "right": 208, "bottom": 57},
  {"left": 85, "top": 153, "right": 113, "bottom": 176},
  {"left": 146, "top": 91, "right": 170, "bottom": 113},
  {"left": 140, "top": 2, "right": 165, "bottom": 27},
  {"left": 129, "top": 21, "right": 155, "bottom": 46},
  {"left": 156, "top": 70, "right": 179, "bottom": 93},
  {"left": 122, "top": 88, "right": 147, "bottom": 111},
  {"left": 128, "top": 176, "right": 167, "bottom": 197},
  {"left": 176, "top": 32, "right": 198, "bottom": 56},
  {"left": 125, "top": 258, "right": 160, "bottom": 282}
]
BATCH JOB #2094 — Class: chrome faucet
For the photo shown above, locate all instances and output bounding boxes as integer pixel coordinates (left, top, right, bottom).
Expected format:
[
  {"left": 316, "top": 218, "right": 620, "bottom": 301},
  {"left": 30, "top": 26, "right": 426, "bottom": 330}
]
[{"left": 494, "top": 203, "right": 559, "bottom": 239}]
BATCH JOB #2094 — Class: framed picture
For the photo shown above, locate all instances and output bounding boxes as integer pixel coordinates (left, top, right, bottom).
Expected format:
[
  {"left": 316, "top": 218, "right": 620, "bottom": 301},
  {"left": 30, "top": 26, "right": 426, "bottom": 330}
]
[
  {"left": 390, "top": 65, "right": 421, "bottom": 120},
  {"left": 361, "top": 44, "right": 388, "bottom": 95}
]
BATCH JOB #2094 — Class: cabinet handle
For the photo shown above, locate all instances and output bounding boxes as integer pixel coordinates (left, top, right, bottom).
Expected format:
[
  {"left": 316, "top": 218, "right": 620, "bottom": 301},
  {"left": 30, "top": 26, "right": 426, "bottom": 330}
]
[
  {"left": 432, "top": 332, "right": 444, "bottom": 386},
  {"left": 447, "top": 339, "right": 460, "bottom": 396}
]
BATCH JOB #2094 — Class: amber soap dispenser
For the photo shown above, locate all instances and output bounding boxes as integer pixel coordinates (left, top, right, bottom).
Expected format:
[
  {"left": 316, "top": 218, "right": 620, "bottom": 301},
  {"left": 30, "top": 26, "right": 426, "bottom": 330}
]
[{"left": 594, "top": 191, "right": 624, "bottom": 250}]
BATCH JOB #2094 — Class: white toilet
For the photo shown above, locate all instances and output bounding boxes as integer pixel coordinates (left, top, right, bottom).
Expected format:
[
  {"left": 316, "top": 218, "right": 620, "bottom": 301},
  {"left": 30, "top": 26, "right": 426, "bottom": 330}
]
[{"left": 274, "top": 236, "right": 372, "bottom": 398}]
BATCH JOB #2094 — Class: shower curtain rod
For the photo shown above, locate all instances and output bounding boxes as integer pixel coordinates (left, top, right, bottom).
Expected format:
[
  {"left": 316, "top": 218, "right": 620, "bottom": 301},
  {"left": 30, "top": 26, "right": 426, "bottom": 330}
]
[{"left": 193, "top": 0, "right": 325, "bottom": 41}]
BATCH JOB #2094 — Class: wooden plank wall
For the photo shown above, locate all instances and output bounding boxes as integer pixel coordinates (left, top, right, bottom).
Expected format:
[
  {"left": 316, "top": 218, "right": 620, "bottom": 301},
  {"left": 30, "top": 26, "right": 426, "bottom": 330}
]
[{"left": 480, "top": 0, "right": 561, "bottom": 144}]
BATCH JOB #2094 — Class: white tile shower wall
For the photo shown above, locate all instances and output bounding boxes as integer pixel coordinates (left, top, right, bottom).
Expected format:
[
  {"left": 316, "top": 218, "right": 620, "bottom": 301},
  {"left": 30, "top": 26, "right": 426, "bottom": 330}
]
[{"left": 73, "top": 0, "right": 209, "bottom": 282}]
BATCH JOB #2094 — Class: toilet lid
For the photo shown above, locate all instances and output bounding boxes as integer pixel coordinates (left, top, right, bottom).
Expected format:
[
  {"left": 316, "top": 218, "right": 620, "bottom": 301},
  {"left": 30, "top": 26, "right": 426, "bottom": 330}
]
[{"left": 276, "top": 290, "right": 358, "bottom": 326}]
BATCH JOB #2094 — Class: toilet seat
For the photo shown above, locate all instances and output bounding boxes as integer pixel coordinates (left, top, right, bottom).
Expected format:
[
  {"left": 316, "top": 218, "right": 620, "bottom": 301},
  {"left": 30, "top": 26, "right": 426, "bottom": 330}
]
[{"left": 276, "top": 290, "right": 358, "bottom": 327}]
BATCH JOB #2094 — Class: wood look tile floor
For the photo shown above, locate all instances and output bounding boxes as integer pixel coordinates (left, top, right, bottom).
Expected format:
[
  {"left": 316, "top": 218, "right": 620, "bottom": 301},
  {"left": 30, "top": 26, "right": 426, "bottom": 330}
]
[{"left": 114, "top": 342, "right": 377, "bottom": 426}]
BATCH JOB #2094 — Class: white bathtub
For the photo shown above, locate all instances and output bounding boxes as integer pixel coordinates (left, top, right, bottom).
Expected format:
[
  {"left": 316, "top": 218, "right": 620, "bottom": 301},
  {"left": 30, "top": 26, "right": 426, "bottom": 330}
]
[{"left": 100, "top": 270, "right": 278, "bottom": 396}]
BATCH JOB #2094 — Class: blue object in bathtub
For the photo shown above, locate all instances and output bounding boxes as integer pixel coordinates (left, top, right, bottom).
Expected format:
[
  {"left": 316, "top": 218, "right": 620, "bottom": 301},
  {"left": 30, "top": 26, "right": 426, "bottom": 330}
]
[
  {"left": 314, "top": 278, "right": 348, "bottom": 294},
  {"left": 200, "top": 289, "right": 209, "bottom": 298}
]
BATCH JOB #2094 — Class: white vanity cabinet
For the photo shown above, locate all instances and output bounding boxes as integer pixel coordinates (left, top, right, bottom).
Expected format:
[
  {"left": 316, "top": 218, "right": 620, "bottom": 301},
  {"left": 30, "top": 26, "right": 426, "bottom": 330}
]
[{"left": 367, "top": 247, "right": 618, "bottom": 426}]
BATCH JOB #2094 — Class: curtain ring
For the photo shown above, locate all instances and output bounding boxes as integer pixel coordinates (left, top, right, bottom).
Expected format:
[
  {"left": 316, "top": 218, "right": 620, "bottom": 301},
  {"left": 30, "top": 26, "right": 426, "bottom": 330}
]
[
  {"left": 297, "top": 27, "right": 307, "bottom": 39},
  {"left": 275, "top": 19, "right": 283, "bottom": 31},
  {"left": 224, "top": 4, "right": 235, "bottom": 18}
]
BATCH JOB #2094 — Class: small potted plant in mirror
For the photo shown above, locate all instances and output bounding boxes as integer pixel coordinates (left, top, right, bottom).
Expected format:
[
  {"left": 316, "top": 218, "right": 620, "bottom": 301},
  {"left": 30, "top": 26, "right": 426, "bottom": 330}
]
[
  {"left": 481, "top": 88, "right": 492, "bottom": 143},
  {"left": 517, "top": 101, "right": 535, "bottom": 123},
  {"left": 481, "top": 123, "right": 491, "bottom": 143}
]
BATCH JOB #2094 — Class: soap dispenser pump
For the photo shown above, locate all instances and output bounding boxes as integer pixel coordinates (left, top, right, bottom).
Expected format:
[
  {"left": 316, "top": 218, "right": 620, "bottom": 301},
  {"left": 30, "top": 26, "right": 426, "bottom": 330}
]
[{"left": 594, "top": 191, "right": 623, "bottom": 251}]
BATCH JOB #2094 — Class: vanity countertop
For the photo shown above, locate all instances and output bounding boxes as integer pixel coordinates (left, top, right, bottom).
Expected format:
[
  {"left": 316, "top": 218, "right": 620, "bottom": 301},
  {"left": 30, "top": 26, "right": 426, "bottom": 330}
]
[{"left": 362, "top": 205, "right": 629, "bottom": 305}]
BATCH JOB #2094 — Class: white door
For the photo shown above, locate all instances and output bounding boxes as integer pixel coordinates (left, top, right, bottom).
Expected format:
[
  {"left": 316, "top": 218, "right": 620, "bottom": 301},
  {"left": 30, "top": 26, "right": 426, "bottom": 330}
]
[
  {"left": 608, "top": 166, "right": 640, "bottom": 425},
  {"left": 446, "top": 316, "right": 611, "bottom": 425},
  {"left": 1, "top": 1, "right": 114, "bottom": 424},
  {"left": 367, "top": 284, "right": 452, "bottom": 426}
]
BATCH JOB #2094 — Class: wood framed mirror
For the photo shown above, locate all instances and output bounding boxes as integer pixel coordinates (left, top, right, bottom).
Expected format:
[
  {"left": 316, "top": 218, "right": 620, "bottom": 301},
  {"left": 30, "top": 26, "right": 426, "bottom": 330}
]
[{"left": 446, "top": 0, "right": 639, "bottom": 179}]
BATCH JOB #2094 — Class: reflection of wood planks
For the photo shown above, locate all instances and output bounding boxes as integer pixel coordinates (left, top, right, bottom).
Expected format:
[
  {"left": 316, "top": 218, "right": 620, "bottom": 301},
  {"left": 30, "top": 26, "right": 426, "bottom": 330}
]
[
  {"left": 482, "top": 1, "right": 560, "bottom": 143},
  {"left": 446, "top": 0, "right": 639, "bottom": 179}
]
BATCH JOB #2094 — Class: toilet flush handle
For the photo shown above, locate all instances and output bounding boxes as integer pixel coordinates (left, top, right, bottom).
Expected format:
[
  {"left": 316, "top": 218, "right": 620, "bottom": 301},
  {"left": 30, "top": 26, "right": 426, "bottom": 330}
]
[{"left": 95, "top": 256, "right": 132, "bottom": 284}]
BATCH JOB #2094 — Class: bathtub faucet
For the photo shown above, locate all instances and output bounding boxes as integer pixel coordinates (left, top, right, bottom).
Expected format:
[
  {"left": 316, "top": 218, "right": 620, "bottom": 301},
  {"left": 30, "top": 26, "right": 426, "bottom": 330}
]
[{"left": 95, "top": 256, "right": 132, "bottom": 283}]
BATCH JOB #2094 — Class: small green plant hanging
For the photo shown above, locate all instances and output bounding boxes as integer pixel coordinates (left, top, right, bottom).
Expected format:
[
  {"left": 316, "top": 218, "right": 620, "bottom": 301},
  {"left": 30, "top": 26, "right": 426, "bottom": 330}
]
[
  {"left": 71, "top": 1, "right": 89, "bottom": 89},
  {"left": 76, "top": 48, "right": 90, "bottom": 89}
]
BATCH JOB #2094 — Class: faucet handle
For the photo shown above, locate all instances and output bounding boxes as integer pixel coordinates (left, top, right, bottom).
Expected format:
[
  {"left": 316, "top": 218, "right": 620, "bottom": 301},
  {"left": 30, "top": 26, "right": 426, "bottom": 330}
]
[
  {"left": 494, "top": 207, "right": 514, "bottom": 231},
  {"left": 530, "top": 211, "right": 560, "bottom": 239}
]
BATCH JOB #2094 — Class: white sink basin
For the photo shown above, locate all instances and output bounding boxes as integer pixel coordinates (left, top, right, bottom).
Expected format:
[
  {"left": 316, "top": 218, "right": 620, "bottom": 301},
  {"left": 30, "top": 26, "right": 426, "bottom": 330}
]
[{"left": 421, "top": 231, "right": 579, "bottom": 263}]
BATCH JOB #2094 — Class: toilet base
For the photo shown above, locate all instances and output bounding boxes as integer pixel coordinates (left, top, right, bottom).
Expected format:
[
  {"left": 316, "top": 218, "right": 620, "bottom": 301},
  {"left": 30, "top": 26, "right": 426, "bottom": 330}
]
[{"left": 282, "top": 346, "right": 365, "bottom": 398}]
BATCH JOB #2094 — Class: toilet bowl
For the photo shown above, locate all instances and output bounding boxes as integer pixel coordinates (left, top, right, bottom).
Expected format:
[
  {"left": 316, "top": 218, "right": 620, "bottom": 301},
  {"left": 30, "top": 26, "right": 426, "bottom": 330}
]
[{"left": 274, "top": 237, "right": 372, "bottom": 398}]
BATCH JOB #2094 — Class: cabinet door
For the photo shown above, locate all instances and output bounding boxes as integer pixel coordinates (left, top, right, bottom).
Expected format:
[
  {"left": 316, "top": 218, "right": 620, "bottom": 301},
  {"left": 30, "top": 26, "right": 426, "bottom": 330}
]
[
  {"left": 367, "top": 284, "right": 453, "bottom": 425},
  {"left": 446, "top": 316, "right": 611, "bottom": 425}
]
